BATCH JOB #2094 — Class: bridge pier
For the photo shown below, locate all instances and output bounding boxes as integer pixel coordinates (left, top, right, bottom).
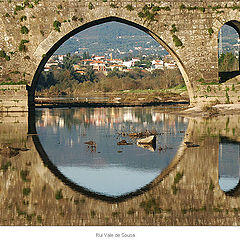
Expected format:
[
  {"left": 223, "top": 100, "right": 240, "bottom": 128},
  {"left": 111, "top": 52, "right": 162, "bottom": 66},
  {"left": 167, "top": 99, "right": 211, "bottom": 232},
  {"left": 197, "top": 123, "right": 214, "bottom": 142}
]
[{"left": 0, "top": 85, "right": 28, "bottom": 112}]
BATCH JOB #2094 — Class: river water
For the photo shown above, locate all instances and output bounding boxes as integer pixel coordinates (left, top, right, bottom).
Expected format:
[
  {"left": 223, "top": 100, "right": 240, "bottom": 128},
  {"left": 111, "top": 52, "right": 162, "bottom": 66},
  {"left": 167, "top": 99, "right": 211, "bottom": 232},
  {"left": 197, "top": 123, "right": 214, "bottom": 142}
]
[
  {"left": 0, "top": 106, "right": 240, "bottom": 226},
  {"left": 35, "top": 107, "right": 188, "bottom": 197}
]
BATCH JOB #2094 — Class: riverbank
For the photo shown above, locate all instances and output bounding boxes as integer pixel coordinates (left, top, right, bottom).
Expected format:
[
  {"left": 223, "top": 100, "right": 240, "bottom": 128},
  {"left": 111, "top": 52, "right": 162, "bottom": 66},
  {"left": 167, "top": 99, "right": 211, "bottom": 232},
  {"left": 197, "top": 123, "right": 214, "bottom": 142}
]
[
  {"left": 35, "top": 89, "right": 189, "bottom": 108},
  {"left": 179, "top": 104, "right": 240, "bottom": 118}
]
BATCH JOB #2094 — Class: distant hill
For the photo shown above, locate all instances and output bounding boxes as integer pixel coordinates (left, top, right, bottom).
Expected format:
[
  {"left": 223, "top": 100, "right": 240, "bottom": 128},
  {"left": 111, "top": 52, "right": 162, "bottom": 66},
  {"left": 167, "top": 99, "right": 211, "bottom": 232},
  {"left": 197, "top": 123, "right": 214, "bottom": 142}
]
[
  {"left": 54, "top": 21, "right": 166, "bottom": 57},
  {"left": 54, "top": 21, "right": 239, "bottom": 57}
]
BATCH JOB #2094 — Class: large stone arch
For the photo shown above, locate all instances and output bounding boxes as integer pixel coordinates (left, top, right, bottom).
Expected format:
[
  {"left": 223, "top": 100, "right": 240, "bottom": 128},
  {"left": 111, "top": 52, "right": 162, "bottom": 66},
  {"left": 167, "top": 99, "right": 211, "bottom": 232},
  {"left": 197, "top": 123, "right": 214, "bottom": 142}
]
[{"left": 29, "top": 16, "right": 193, "bottom": 102}]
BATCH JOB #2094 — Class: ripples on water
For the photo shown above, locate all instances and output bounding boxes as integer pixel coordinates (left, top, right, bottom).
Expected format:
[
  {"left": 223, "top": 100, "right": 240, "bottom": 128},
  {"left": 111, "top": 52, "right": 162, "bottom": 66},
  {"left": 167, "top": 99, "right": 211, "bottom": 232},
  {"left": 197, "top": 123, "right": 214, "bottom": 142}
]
[{"left": 35, "top": 106, "right": 188, "bottom": 197}]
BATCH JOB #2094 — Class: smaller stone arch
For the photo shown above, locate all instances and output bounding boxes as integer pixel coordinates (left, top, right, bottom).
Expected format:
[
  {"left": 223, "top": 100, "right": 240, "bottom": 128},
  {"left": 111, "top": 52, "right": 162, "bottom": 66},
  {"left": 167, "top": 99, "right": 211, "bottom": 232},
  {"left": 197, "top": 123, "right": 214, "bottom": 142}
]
[
  {"left": 29, "top": 16, "right": 193, "bottom": 104},
  {"left": 218, "top": 20, "right": 240, "bottom": 83}
]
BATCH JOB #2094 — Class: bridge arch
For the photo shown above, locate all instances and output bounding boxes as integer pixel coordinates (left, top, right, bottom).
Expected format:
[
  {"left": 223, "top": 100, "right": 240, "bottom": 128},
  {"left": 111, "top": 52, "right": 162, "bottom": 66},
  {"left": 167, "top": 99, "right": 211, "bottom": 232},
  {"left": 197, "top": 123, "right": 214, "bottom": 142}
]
[
  {"left": 215, "top": 18, "right": 240, "bottom": 82},
  {"left": 29, "top": 16, "right": 193, "bottom": 101}
]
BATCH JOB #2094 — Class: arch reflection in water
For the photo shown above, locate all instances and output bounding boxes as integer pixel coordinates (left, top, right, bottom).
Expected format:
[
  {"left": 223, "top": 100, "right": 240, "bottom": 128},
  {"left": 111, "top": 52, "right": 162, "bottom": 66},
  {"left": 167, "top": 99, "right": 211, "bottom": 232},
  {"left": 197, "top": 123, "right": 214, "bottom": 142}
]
[
  {"left": 219, "top": 137, "right": 240, "bottom": 192},
  {"left": 35, "top": 106, "right": 188, "bottom": 197}
]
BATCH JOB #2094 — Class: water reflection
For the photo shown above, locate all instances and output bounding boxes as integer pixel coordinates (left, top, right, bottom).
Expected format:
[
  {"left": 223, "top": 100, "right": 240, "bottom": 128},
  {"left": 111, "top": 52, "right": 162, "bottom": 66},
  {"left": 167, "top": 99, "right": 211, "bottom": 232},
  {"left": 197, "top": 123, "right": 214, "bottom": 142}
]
[
  {"left": 35, "top": 107, "right": 188, "bottom": 197},
  {"left": 219, "top": 137, "right": 240, "bottom": 192},
  {"left": 2, "top": 111, "right": 240, "bottom": 225}
]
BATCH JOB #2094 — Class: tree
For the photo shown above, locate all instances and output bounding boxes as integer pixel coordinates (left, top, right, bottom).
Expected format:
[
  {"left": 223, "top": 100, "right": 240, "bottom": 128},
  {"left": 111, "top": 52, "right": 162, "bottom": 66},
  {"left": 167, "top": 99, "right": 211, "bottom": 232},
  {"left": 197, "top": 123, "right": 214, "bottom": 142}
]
[
  {"left": 83, "top": 51, "right": 90, "bottom": 60},
  {"left": 219, "top": 52, "right": 239, "bottom": 72}
]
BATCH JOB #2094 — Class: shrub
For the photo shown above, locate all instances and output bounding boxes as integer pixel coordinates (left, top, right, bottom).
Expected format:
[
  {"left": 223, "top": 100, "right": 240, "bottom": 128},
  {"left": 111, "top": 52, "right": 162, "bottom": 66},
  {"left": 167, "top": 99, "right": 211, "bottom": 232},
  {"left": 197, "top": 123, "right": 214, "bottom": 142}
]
[
  {"left": 0, "top": 50, "right": 10, "bottom": 61},
  {"left": 172, "top": 35, "right": 183, "bottom": 47},
  {"left": 53, "top": 20, "right": 61, "bottom": 32},
  {"left": 20, "top": 15, "right": 27, "bottom": 21},
  {"left": 23, "top": 187, "right": 31, "bottom": 196},
  {"left": 170, "top": 24, "right": 177, "bottom": 34},
  {"left": 20, "top": 170, "right": 30, "bottom": 182},
  {"left": 21, "top": 26, "right": 29, "bottom": 34},
  {"left": 55, "top": 189, "right": 63, "bottom": 200},
  {"left": 0, "top": 50, "right": 6, "bottom": 58},
  {"left": 19, "top": 40, "right": 29, "bottom": 52},
  {"left": 1, "top": 161, "right": 11, "bottom": 172},
  {"left": 126, "top": 4, "right": 134, "bottom": 11},
  {"left": 208, "top": 27, "right": 214, "bottom": 36},
  {"left": 179, "top": 4, "right": 186, "bottom": 10},
  {"left": 88, "top": 2, "right": 94, "bottom": 10},
  {"left": 110, "top": 3, "right": 118, "bottom": 8}
]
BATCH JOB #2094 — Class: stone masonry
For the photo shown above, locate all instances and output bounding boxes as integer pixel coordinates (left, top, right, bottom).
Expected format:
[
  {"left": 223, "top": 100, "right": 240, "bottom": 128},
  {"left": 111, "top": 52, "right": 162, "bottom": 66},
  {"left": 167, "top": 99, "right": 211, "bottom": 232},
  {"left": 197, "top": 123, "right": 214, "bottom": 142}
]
[{"left": 1, "top": 0, "right": 240, "bottom": 110}]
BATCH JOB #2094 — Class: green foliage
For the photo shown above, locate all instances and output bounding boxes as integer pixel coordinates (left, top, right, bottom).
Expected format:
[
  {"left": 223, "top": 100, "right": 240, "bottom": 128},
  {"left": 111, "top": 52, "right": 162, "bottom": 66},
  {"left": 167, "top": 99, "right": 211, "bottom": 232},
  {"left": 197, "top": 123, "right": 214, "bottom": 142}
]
[
  {"left": 55, "top": 189, "right": 63, "bottom": 200},
  {"left": 0, "top": 50, "right": 6, "bottom": 58},
  {"left": 57, "top": 4, "right": 62, "bottom": 9},
  {"left": 20, "top": 26, "right": 29, "bottom": 34},
  {"left": 19, "top": 40, "right": 29, "bottom": 52},
  {"left": 172, "top": 35, "right": 183, "bottom": 47},
  {"left": 225, "top": 90, "right": 230, "bottom": 104},
  {"left": 20, "top": 15, "right": 27, "bottom": 21},
  {"left": 102, "top": 0, "right": 107, "bottom": 2},
  {"left": 126, "top": 4, "right": 134, "bottom": 11},
  {"left": 88, "top": 2, "right": 94, "bottom": 10},
  {"left": 208, "top": 27, "right": 214, "bottom": 36},
  {"left": 15, "top": 5, "right": 24, "bottom": 12},
  {"left": 5, "top": 13, "right": 10, "bottom": 17},
  {"left": 219, "top": 52, "right": 239, "bottom": 72},
  {"left": 37, "top": 54, "right": 184, "bottom": 95},
  {"left": 53, "top": 20, "right": 61, "bottom": 32},
  {"left": 174, "top": 171, "right": 184, "bottom": 184},
  {"left": 20, "top": 170, "right": 30, "bottom": 182},
  {"left": 127, "top": 208, "right": 135, "bottom": 215},
  {"left": 72, "top": 16, "right": 78, "bottom": 21},
  {"left": 110, "top": 3, "right": 118, "bottom": 8},
  {"left": 198, "top": 7, "right": 205, "bottom": 13},
  {"left": 1, "top": 161, "right": 11, "bottom": 172},
  {"left": 0, "top": 50, "right": 10, "bottom": 61},
  {"left": 209, "top": 179, "right": 215, "bottom": 191},
  {"left": 0, "top": 80, "right": 27, "bottom": 85},
  {"left": 207, "top": 86, "right": 211, "bottom": 93},
  {"left": 170, "top": 24, "right": 177, "bottom": 34},
  {"left": 231, "top": 5, "right": 240, "bottom": 10},
  {"left": 180, "top": 4, "right": 205, "bottom": 12},
  {"left": 179, "top": 4, "right": 186, "bottom": 10},
  {"left": 23, "top": 187, "right": 31, "bottom": 196},
  {"left": 139, "top": 198, "right": 161, "bottom": 214}
]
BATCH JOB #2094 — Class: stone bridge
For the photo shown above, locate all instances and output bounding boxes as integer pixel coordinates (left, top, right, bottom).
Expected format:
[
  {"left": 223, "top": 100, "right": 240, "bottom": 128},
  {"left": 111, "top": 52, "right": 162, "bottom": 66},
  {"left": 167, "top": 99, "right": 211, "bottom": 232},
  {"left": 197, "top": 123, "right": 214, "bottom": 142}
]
[
  {"left": 1, "top": 112, "right": 240, "bottom": 225},
  {"left": 1, "top": 0, "right": 240, "bottom": 111}
]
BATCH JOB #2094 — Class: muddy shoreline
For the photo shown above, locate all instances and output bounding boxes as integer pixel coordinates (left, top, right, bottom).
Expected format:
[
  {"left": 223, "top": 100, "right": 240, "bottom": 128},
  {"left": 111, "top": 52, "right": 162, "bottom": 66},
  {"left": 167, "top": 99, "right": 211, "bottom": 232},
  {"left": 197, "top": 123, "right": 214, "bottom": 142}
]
[{"left": 34, "top": 99, "right": 189, "bottom": 108}]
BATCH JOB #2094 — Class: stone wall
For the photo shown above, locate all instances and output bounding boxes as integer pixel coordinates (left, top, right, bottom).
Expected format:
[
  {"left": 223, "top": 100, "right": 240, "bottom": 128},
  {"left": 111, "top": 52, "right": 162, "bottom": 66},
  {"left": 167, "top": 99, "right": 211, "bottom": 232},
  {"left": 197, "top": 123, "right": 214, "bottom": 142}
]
[
  {"left": 0, "top": 85, "right": 28, "bottom": 112},
  {"left": 0, "top": 0, "right": 240, "bottom": 108}
]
